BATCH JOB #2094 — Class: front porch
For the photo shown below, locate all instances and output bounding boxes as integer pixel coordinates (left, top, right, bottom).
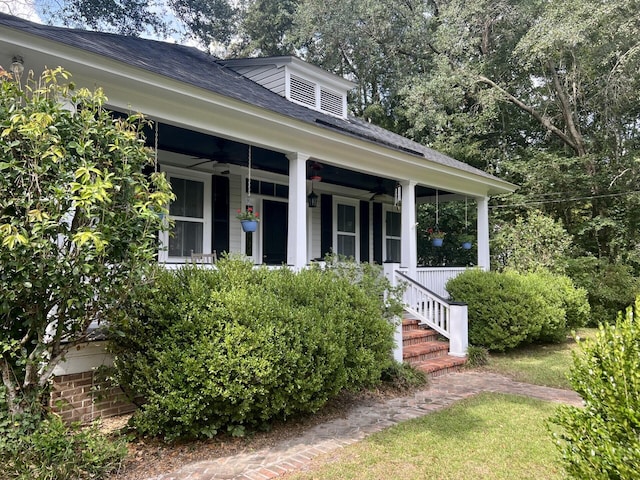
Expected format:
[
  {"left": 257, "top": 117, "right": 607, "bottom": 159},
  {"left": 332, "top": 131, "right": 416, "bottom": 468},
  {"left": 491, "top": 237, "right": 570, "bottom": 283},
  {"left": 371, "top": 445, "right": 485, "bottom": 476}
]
[{"left": 152, "top": 121, "right": 492, "bottom": 274}]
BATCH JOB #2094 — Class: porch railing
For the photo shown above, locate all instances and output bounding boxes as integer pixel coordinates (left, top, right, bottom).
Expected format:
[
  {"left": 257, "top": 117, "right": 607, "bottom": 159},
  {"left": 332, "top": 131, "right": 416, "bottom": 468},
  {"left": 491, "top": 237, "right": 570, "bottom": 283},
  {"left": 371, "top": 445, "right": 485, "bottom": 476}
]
[
  {"left": 397, "top": 267, "right": 467, "bottom": 298},
  {"left": 385, "top": 263, "right": 468, "bottom": 358}
]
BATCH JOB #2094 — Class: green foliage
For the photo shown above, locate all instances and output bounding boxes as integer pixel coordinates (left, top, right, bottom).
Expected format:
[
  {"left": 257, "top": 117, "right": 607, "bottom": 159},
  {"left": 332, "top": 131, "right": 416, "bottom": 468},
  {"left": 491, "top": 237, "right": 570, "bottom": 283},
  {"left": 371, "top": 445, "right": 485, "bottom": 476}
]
[
  {"left": 551, "top": 298, "right": 640, "bottom": 479},
  {"left": 109, "top": 256, "right": 400, "bottom": 441},
  {"left": 446, "top": 269, "right": 587, "bottom": 351},
  {"left": 0, "top": 67, "right": 173, "bottom": 418},
  {"left": 417, "top": 201, "right": 478, "bottom": 267},
  {"left": 379, "top": 361, "right": 428, "bottom": 391},
  {"left": 465, "top": 345, "right": 489, "bottom": 367},
  {"left": 566, "top": 256, "right": 640, "bottom": 326},
  {"left": 491, "top": 210, "right": 573, "bottom": 273},
  {"left": 0, "top": 412, "right": 127, "bottom": 480}
]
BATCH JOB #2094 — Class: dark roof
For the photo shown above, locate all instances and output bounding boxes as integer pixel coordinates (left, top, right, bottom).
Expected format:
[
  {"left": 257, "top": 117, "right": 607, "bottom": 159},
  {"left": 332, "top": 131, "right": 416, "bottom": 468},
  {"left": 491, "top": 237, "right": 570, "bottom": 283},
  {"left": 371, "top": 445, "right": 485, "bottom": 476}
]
[{"left": 0, "top": 13, "right": 498, "bottom": 181}]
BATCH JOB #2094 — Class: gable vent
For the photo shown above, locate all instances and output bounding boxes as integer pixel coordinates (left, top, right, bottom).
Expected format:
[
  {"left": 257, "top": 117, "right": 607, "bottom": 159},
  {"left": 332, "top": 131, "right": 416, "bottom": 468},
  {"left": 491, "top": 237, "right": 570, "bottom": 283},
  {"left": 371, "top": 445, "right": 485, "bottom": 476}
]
[
  {"left": 289, "top": 74, "right": 316, "bottom": 107},
  {"left": 320, "top": 88, "right": 343, "bottom": 117}
]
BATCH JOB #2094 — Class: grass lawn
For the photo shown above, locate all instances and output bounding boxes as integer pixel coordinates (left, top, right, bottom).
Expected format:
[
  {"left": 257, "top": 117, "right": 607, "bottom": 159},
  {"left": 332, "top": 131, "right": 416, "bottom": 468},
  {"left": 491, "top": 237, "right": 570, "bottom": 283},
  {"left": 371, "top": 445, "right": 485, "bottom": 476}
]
[
  {"left": 480, "top": 327, "right": 598, "bottom": 389},
  {"left": 284, "top": 392, "right": 564, "bottom": 480}
]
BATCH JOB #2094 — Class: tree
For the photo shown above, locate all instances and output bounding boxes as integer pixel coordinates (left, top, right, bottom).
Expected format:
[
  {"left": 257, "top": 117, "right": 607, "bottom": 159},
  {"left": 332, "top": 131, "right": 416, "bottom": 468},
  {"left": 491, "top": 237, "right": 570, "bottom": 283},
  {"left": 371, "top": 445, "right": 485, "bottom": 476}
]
[
  {"left": 399, "top": 0, "right": 640, "bottom": 262},
  {"left": 491, "top": 210, "right": 573, "bottom": 273},
  {"left": 234, "top": 0, "right": 299, "bottom": 56},
  {"left": 0, "top": 67, "right": 173, "bottom": 418},
  {"left": 39, "top": 0, "right": 238, "bottom": 50}
]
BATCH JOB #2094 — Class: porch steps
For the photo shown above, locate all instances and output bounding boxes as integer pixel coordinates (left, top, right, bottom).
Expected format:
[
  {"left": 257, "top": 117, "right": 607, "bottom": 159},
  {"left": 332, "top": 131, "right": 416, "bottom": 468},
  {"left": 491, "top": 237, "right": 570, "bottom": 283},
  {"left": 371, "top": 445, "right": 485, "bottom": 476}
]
[{"left": 402, "top": 318, "right": 466, "bottom": 378}]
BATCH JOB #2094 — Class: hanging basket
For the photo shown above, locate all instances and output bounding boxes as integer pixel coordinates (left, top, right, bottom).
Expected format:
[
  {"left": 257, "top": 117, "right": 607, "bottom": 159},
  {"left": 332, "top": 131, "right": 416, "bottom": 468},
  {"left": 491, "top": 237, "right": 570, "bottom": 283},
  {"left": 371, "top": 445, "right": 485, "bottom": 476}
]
[
  {"left": 241, "top": 220, "right": 258, "bottom": 233},
  {"left": 461, "top": 241, "right": 472, "bottom": 250},
  {"left": 432, "top": 238, "right": 444, "bottom": 247}
]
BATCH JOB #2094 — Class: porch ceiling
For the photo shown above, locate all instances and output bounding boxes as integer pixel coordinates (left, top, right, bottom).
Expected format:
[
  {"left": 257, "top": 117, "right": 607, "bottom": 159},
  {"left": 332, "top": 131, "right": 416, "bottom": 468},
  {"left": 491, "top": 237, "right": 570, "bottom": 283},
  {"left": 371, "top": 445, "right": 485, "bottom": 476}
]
[{"left": 151, "top": 120, "right": 441, "bottom": 198}]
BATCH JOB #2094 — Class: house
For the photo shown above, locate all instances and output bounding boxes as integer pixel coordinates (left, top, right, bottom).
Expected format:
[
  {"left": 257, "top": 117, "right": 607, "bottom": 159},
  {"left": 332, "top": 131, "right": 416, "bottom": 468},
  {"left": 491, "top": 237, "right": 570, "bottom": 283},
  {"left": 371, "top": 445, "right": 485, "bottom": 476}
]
[{"left": 0, "top": 13, "right": 516, "bottom": 422}]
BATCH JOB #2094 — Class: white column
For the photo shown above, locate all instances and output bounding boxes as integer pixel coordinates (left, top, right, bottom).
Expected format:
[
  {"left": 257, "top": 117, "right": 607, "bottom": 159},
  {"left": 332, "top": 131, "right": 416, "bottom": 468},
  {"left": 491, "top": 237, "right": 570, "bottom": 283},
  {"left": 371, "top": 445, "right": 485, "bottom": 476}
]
[
  {"left": 477, "top": 195, "right": 490, "bottom": 270},
  {"left": 448, "top": 302, "right": 469, "bottom": 357},
  {"left": 400, "top": 180, "right": 417, "bottom": 279},
  {"left": 286, "top": 153, "right": 310, "bottom": 270},
  {"left": 384, "top": 262, "right": 404, "bottom": 363}
]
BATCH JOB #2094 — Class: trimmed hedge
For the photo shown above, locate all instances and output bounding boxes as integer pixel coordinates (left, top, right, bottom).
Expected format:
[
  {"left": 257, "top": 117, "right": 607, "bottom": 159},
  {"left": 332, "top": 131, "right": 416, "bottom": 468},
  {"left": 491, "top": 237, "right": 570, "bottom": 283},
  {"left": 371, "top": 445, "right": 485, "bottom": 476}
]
[
  {"left": 551, "top": 298, "right": 640, "bottom": 478},
  {"left": 446, "top": 269, "right": 589, "bottom": 351},
  {"left": 109, "top": 257, "right": 400, "bottom": 441}
]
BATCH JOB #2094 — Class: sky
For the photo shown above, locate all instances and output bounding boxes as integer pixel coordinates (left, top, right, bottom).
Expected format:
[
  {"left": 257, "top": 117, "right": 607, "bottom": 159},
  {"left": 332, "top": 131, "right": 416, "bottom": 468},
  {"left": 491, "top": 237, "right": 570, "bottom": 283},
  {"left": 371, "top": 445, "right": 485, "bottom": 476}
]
[{"left": 0, "top": 0, "right": 42, "bottom": 22}]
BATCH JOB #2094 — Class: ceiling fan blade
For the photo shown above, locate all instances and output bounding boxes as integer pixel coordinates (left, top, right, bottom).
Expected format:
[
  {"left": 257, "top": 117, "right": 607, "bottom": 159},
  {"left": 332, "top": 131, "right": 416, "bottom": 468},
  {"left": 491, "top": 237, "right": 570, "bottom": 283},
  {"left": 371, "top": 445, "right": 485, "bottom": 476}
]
[{"left": 187, "top": 158, "right": 219, "bottom": 169}]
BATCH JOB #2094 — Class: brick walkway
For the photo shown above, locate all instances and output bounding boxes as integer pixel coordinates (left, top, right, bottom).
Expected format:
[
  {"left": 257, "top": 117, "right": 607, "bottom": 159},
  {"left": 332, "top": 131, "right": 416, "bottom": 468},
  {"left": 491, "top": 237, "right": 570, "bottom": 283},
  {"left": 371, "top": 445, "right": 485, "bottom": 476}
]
[{"left": 147, "top": 372, "right": 582, "bottom": 480}]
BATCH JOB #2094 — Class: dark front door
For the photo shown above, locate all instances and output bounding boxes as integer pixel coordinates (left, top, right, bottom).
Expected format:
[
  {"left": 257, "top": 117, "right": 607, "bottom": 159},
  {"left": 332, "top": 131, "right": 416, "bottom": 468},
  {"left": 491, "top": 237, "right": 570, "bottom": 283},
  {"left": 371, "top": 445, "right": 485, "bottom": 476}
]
[{"left": 262, "top": 199, "right": 288, "bottom": 265}]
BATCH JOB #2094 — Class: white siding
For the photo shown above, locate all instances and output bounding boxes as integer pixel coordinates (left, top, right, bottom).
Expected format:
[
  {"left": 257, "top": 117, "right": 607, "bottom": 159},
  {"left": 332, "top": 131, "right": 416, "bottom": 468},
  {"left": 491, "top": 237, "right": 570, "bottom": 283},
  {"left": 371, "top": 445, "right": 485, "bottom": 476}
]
[
  {"left": 229, "top": 174, "right": 243, "bottom": 254},
  {"left": 52, "top": 341, "right": 112, "bottom": 376},
  {"left": 232, "top": 65, "right": 286, "bottom": 97},
  {"left": 310, "top": 204, "right": 321, "bottom": 260}
]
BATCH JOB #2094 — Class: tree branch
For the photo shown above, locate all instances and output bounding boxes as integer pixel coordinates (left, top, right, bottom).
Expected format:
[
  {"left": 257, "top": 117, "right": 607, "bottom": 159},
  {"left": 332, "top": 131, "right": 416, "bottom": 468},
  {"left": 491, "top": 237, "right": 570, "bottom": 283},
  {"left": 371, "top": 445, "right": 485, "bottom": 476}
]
[
  {"left": 548, "top": 61, "right": 586, "bottom": 156},
  {"left": 0, "top": 357, "right": 19, "bottom": 414},
  {"left": 476, "top": 74, "right": 581, "bottom": 154}
]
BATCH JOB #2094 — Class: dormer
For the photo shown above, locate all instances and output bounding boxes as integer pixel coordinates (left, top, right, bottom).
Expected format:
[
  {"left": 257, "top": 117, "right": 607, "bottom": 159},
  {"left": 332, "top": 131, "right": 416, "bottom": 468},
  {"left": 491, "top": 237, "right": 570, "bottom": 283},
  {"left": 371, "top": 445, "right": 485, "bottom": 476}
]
[{"left": 220, "top": 56, "right": 356, "bottom": 119}]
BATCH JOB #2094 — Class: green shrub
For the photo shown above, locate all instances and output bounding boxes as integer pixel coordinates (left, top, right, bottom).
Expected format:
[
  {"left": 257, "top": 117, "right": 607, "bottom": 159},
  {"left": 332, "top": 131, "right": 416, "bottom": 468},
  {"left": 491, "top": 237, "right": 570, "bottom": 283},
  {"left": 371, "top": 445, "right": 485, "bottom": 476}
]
[
  {"left": 0, "top": 413, "right": 126, "bottom": 480},
  {"left": 565, "top": 256, "right": 640, "bottom": 325},
  {"left": 465, "top": 345, "right": 489, "bottom": 367},
  {"left": 446, "top": 269, "right": 543, "bottom": 351},
  {"left": 446, "top": 269, "right": 587, "bottom": 351},
  {"left": 380, "top": 361, "right": 428, "bottom": 391},
  {"left": 551, "top": 298, "right": 640, "bottom": 479},
  {"left": 491, "top": 210, "right": 573, "bottom": 273},
  {"left": 109, "top": 256, "right": 399, "bottom": 441}
]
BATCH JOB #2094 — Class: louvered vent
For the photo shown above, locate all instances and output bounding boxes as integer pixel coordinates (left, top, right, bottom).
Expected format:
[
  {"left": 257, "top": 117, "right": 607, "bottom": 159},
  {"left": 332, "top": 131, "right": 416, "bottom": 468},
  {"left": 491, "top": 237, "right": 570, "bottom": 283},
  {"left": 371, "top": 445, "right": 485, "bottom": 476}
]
[
  {"left": 289, "top": 74, "right": 316, "bottom": 107},
  {"left": 320, "top": 88, "right": 344, "bottom": 117}
]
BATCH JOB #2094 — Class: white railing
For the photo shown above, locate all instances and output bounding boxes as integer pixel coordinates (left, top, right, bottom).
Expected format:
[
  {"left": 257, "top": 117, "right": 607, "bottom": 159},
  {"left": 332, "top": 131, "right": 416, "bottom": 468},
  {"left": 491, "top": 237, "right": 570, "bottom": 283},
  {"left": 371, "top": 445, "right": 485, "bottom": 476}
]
[
  {"left": 385, "top": 263, "right": 468, "bottom": 358},
  {"left": 397, "top": 267, "right": 467, "bottom": 298}
]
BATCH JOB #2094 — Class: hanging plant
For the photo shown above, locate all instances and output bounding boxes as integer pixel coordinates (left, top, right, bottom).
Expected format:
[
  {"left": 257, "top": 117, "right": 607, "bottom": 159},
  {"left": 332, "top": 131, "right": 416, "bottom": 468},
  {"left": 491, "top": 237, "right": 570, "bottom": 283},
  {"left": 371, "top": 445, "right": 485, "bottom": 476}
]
[
  {"left": 239, "top": 144, "right": 259, "bottom": 233},
  {"left": 237, "top": 207, "right": 259, "bottom": 232},
  {"left": 460, "top": 233, "right": 474, "bottom": 249},
  {"left": 236, "top": 207, "right": 260, "bottom": 222},
  {"left": 427, "top": 228, "right": 445, "bottom": 247}
]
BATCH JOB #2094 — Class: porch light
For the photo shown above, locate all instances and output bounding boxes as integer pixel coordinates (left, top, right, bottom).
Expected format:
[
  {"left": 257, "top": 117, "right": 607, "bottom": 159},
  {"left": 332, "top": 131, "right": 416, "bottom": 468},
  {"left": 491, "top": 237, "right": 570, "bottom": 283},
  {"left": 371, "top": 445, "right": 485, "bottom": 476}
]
[
  {"left": 307, "top": 184, "right": 318, "bottom": 208},
  {"left": 10, "top": 56, "right": 24, "bottom": 78}
]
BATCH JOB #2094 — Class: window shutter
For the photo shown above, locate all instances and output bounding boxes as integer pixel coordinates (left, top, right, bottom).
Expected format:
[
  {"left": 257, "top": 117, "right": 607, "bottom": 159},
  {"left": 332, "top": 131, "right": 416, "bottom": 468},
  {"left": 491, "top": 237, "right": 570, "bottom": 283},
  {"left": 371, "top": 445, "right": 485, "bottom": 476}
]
[
  {"left": 321, "top": 194, "right": 333, "bottom": 258},
  {"left": 359, "top": 201, "right": 369, "bottom": 262},
  {"left": 373, "top": 202, "right": 383, "bottom": 264}
]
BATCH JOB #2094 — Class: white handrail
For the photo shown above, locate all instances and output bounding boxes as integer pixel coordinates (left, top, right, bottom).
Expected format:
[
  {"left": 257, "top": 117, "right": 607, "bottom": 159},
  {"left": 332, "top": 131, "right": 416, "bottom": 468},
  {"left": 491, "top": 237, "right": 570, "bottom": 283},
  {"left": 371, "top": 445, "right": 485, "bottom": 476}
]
[
  {"left": 387, "top": 265, "right": 468, "bottom": 358},
  {"left": 397, "top": 266, "right": 467, "bottom": 298}
]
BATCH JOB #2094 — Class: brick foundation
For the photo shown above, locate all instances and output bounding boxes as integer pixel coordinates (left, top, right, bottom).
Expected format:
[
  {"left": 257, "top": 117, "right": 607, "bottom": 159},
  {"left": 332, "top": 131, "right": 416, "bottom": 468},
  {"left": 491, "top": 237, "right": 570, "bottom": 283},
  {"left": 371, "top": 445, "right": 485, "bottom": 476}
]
[{"left": 50, "top": 371, "right": 136, "bottom": 424}]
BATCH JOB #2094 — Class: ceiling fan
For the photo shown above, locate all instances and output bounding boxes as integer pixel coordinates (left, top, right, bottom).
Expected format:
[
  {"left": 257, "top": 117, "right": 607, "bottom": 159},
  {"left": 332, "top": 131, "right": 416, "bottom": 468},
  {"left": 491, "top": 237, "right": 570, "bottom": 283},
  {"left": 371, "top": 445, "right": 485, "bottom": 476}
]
[
  {"left": 187, "top": 139, "right": 236, "bottom": 169},
  {"left": 368, "top": 179, "right": 391, "bottom": 201}
]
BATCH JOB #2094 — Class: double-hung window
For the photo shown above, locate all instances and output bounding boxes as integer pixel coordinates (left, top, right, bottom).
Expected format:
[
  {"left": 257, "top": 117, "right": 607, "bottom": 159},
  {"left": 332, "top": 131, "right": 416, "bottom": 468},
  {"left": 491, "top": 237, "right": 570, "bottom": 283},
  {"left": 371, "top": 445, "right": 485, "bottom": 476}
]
[
  {"left": 161, "top": 171, "right": 211, "bottom": 261},
  {"left": 334, "top": 199, "right": 359, "bottom": 259},
  {"left": 385, "top": 209, "right": 401, "bottom": 262}
]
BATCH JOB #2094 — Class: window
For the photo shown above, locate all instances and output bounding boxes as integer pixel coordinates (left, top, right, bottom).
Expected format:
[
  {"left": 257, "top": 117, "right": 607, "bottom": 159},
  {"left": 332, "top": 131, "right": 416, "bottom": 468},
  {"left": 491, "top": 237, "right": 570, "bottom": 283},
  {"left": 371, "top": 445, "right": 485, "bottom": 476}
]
[
  {"left": 335, "top": 200, "right": 358, "bottom": 258},
  {"left": 385, "top": 210, "right": 401, "bottom": 262},
  {"left": 161, "top": 172, "right": 211, "bottom": 261}
]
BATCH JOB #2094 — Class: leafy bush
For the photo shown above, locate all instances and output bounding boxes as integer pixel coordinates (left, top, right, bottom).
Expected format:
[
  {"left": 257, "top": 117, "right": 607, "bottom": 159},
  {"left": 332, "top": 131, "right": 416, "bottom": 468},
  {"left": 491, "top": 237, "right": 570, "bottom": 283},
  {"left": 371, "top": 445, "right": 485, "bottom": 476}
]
[
  {"left": 0, "top": 412, "right": 126, "bottom": 480},
  {"left": 109, "top": 256, "right": 400, "bottom": 441},
  {"left": 565, "top": 256, "right": 640, "bottom": 325},
  {"left": 380, "top": 361, "right": 428, "bottom": 391},
  {"left": 551, "top": 298, "right": 640, "bottom": 479},
  {"left": 465, "top": 345, "right": 489, "bottom": 367},
  {"left": 491, "top": 210, "right": 573, "bottom": 273},
  {"left": 446, "top": 269, "right": 587, "bottom": 351}
]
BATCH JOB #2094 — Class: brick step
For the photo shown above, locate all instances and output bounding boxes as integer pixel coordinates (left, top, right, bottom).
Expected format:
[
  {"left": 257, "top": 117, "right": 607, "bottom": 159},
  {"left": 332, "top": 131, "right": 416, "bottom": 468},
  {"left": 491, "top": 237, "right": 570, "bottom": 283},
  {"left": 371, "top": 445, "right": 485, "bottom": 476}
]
[
  {"left": 403, "top": 328, "right": 439, "bottom": 347},
  {"left": 412, "top": 356, "right": 467, "bottom": 378},
  {"left": 403, "top": 341, "right": 449, "bottom": 362},
  {"left": 402, "top": 318, "right": 421, "bottom": 332}
]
